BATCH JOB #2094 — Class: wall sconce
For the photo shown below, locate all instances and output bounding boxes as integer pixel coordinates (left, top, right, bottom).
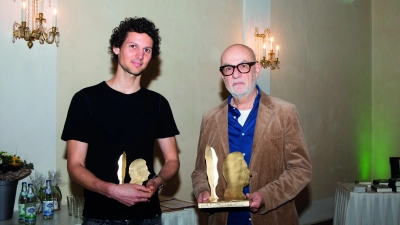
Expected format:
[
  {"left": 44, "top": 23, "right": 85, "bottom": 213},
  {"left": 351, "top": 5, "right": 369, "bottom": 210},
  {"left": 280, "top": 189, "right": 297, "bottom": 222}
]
[
  {"left": 12, "top": 0, "right": 60, "bottom": 49},
  {"left": 254, "top": 28, "right": 279, "bottom": 70}
]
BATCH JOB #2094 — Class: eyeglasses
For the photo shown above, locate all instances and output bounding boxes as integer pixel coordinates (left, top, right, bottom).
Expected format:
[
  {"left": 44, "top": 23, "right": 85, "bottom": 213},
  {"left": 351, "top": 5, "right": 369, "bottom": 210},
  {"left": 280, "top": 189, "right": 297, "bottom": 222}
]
[{"left": 219, "top": 62, "right": 256, "bottom": 76}]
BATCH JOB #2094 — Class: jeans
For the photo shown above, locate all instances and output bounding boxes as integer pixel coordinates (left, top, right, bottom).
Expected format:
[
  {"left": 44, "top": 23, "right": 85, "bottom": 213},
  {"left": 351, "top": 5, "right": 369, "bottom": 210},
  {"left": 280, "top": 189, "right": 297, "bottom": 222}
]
[{"left": 82, "top": 216, "right": 162, "bottom": 225}]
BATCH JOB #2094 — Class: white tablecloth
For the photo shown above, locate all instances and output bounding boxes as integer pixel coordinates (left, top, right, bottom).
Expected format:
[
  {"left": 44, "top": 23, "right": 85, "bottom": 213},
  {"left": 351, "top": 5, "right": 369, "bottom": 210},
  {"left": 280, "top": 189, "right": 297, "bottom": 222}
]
[
  {"left": 0, "top": 206, "right": 198, "bottom": 225},
  {"left": 333, "top": 182, "right": 400, "bottom": 225},
  {"left": 162, "top": 208, "right": 198, "bottom": 225}
]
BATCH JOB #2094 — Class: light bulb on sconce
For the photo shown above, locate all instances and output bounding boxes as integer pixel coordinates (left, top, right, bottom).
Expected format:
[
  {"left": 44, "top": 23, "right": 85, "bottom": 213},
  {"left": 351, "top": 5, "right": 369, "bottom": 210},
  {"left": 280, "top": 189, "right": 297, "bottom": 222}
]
[
  {"left": 262, "top": 43, "right": 266, "bottom": 57},
  {"left": 53, "top": 7, "right": 58, "bottom": 27},
  {"left": 12, "top": 0, "right": 60, "bottom": 49},
  {"left": 39, "top": 0, "right": 43, "bottom": 13},
  {"left": 276, "top": 46, "right": 279, "bottom": 59},
  {"left": 21, "top": 2, "right": 27, "bottom": 22},
  {"left": 254, "top": 28, "right": 280, "bottom": 70},
  {"left": 269, "top": 37, "right": 273, "bottom": 51}
]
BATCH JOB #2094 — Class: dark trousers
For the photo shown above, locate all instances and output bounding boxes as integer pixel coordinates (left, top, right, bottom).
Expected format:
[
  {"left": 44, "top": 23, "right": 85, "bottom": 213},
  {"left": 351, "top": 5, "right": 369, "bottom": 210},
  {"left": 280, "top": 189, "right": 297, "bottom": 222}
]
[{"left": 82, "top": 216, "right": 162, "bottom": 225}]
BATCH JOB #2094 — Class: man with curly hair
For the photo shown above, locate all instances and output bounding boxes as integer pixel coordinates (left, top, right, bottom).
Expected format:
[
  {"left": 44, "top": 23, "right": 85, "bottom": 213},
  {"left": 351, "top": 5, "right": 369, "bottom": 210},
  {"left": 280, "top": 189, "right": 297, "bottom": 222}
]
[{"left": 62, "top": 17, "right": 180, "bottom": 225}]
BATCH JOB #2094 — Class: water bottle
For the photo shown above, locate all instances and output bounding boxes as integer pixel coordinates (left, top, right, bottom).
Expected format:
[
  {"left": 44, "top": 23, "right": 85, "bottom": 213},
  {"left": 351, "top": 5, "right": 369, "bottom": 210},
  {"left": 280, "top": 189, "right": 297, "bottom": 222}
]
[
  {"left": 25, "top": 183, "right": 36, "bottom": 225},
  {"left": 18, "top": 182, "right": 27, "bottom": 224},
  {"left": 51, "top": 183, "right": 61, "bottom": 211},
  {"left": 43, "top": 180, "right": 54, "bottom": 219}
]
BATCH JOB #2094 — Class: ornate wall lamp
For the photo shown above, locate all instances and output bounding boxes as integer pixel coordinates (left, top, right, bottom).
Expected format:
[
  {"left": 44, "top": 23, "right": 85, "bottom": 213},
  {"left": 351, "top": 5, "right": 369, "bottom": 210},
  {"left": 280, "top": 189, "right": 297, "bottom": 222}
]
[
  {"left": 12, "top": 0, "right": 60, "bottom": 49},
  {"left": 254, "top": 28, "right": 279, "bottom": 70}
]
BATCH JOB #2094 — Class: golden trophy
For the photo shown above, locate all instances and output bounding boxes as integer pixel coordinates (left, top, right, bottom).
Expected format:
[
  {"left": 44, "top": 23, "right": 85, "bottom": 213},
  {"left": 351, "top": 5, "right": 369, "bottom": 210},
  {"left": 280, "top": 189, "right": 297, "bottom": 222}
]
[{"left": 198, "top": 145, "right": 250, "bottom": 208}]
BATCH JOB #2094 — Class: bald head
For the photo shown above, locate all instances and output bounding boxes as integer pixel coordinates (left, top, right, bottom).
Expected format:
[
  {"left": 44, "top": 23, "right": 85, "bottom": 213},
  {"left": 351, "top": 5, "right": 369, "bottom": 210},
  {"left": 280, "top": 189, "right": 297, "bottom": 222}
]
[
  {"left": 219, "top": 44, "right": 260, "bottom": 100},
  {"left": 220, "top": 44, "right": 256, "bottom": 65}
]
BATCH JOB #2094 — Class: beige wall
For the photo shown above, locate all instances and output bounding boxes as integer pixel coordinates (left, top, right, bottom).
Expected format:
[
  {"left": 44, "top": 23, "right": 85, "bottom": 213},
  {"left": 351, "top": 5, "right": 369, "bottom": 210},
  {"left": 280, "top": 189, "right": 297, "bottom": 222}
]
[
  {"left": 271, "top": 0, "right": 372, "bottom": 206},
  {"left": 371, "top": 0, "right": 400, "bottom": 178},
  {"left": 0, "top": 0, "right": 58, "bottom": 207},
  {"left": 56, "top": 0, "right": 243, "bottom": 202}
]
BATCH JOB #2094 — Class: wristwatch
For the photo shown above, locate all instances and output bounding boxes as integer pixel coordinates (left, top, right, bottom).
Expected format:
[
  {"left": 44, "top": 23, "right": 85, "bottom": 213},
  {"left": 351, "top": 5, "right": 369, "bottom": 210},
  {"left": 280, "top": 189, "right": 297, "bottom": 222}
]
[{"left": 153, "top": 174, "right": 166, "bottom": 189}]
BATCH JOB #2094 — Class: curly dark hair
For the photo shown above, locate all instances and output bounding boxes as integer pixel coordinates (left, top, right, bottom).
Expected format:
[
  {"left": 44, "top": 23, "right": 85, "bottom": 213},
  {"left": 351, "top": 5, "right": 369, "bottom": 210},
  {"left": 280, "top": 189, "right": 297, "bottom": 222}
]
[{"left": 109, "top": 17, "right": 161, "bottom": 62}]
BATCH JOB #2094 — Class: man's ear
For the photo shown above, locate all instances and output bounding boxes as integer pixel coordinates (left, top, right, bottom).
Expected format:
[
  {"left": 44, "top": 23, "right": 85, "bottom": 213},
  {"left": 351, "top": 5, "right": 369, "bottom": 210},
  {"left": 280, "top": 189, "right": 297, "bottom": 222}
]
[
  {"left": 219, "top": 71, "right": 225, "bottom": 79},
  {"left": 113, "top": 46, "right": 120, "bottom": 55},
  {"left": 255, "top": 62, "right": 261, "bottom": 79}
]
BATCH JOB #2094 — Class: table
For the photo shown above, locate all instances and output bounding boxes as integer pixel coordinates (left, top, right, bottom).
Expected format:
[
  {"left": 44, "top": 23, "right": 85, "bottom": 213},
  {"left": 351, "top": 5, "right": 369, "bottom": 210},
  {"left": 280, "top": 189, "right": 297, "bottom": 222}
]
[
  {"left": 0, "top": 204, "right": 198, "bottom": 225},
  {"left": 333, "top": 182, "right": 400, "bottom": 225},
  {"left": 160, "top": 197, "right": 199, "bottom": 225},
  {"left": 161, "top": 208, "right": 198, "bottom": 225},
  {"left": 0, "top": 210, "right": 82, "bottom": 225}
]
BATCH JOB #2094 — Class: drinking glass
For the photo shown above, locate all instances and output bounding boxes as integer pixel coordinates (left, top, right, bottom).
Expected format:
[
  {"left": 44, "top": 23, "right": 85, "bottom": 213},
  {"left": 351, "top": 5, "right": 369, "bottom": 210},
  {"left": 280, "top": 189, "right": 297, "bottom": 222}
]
[
  {"left": 67, "top": 195, "right": 74, "bottom": 216},
  {"left": 74, "top": 196, "right": 85, "bottom": 219}
]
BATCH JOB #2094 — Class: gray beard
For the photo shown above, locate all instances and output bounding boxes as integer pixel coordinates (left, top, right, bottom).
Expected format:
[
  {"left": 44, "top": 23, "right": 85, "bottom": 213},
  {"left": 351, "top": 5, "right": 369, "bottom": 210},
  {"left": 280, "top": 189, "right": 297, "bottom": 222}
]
[{"left": 227, "top": 76, "right": 257, "bottom": 99}]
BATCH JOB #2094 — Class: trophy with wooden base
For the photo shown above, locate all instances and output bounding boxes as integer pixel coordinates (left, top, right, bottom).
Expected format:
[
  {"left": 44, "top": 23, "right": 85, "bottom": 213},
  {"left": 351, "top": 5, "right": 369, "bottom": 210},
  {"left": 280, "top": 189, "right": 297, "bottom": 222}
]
[{"left": 198, "top": 145, "right": 250, "bottom": 209}]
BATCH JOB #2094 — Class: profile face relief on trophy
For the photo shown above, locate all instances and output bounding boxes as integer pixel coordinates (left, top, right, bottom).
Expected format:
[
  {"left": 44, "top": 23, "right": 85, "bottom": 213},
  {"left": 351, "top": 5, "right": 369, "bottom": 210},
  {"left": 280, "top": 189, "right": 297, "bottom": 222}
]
[
  {"left": 200, "top": 145, "right": 251, "bottom": 208},
  {"left": 223, "top": 152, "right": 250, "bottom": 201},
  {"left": 129, "top": 159, "right": 151, "bottom": 185}
]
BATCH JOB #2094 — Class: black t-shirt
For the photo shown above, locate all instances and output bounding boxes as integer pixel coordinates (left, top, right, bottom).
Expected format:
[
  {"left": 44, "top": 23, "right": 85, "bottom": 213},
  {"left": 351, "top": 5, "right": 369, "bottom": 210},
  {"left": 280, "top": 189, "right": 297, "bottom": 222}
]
[{"left": 61, "top": 82, "right": 179, "bottom": 220}]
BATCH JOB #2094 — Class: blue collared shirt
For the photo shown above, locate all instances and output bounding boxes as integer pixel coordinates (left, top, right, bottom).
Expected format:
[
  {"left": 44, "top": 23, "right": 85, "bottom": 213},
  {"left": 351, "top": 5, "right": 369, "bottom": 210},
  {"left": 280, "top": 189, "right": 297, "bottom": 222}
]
[{"left": 227, "top": 85, "right": 261, "bottom": 225}]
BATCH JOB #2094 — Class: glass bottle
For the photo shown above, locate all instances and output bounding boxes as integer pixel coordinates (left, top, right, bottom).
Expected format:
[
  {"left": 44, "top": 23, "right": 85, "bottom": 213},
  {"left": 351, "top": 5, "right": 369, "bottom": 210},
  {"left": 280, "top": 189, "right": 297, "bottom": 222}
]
[
  {"left": 25, "top": 183, "right": 36, "bottom": 225},
  {"left": 36, "top": 185, "right": 45, "bottom": 214},
  {"left": 52, "top": 184, "right": 61, "bottom": 211},
  {"left": 43, "top": 180, "right": 54, "bottom": 219},
  {"left": 35, "top": 193, "right": 43, "bottom": 214},
  {"left": 18, "top": 182, "right": 27, "bottom": 224}
]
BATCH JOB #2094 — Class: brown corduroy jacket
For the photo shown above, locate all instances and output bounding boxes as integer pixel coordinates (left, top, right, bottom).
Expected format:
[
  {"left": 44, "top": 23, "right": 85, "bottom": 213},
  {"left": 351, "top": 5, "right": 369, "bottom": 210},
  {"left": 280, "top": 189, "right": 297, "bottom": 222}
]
[{"left": 192, "top": 91, "right": 312, "bottom": 225}]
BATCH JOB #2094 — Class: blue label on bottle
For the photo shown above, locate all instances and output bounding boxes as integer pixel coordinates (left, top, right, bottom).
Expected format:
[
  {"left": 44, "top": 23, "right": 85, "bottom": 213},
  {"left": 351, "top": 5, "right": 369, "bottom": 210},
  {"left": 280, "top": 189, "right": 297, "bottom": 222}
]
[
  {"left": 28, "top": 208, "right": 35, "bottom": 213},
  {"left": 43, "top": 201, "right": 54, "bottom": 216}
]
